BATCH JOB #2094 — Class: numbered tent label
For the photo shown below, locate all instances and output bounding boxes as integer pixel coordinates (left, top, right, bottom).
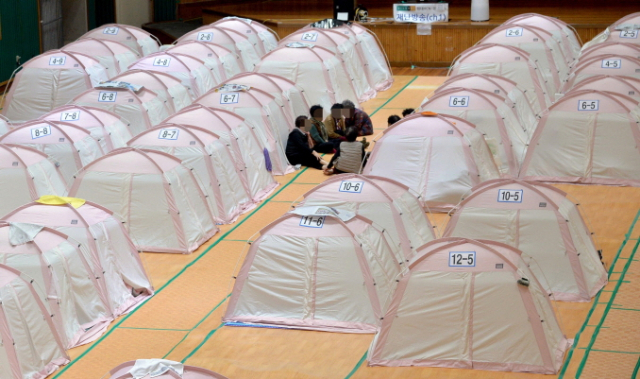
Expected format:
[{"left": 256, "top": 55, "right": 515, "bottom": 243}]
[
  {"left": 620, "top": 30, "right": 639, "bottom": 39},
  {"left": 301, "top": 32, "right": 318, "bottom": 42},
  {"left": 153, "top": 57, "right": 171, "bottom": 67},
  {"left": 449, "top": 96, "right": 469, "bottom": 107},
  {"left": 98, "top": 91, "right": 118, "bottom": 102},
  {"left": 578, "top": 100, "right": 599, "bottom": 111},
  {"left": 299, "top": 215, "right": 325, "bottom": 228},
  {"left": 60, "top": 111, "right": 80, "bottom": 121},
  {"left": 505, "top": 27, "right": 523, "bottom": 37},
  {"left": 49, "top": 56, "right": 66, "bottom": 66},
  {"left": 497, "top": 189, "right": 523, "bottom": 203},
  {"left": 220, "top": 93, "right": 239, "bottom": 104},
  {"left": 158, "top": 129, "right": 179, "bottom": 140},
  {"left": 449, "top": 251, "right": 476, "bottom": 267},
  {"left": 197, "top": 32, "right": 213, "bottom": 41},
  {"left": 339, "top": 180, "right": 364, "bottom": 193},
  {"left": 31, "top": 125, "right": 52, "bottom": 139},
  {"left": 601, "top": 59, "right": 621, "bottom": 69},
  {"left": 103, "top": 27, "right": 119, "bottom": 35}
]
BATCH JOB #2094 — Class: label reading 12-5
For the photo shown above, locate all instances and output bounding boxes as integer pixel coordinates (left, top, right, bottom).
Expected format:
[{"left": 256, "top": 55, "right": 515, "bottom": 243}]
[
  {"left": 158, "top": 129, "right": 179, "bottom": 140},
  {"left": 578, "top": 100, "right": 599, "bottom": 111},
  {"left": 197, "top": 32, "right": 213, "bottom": 41},
  {"left": 497, "top": 189, "right": 523, "bottom": 203},
  {"left": 449, "top": 251, "right": 476, "bottom": 267},
  {"left": 449, "top": 96, "right": 469, "bottom": 107},
  {"left": 98, "top": 92, "right": 117, "bottom": 102},
  {"left": 601, "top": 59, "right": 621, "bottom": 69},
  {"left": 220, "top": 93, "right": 239, "bottom": 104},
  {"left": 339, "top": 180, "right": 364, "bottom": 193},
  {"left": 31, "top": 125, "right": 51, "bottom": 139},
  {"left": 60, "top": 111, "right": 80, "bottom": 121},
  {"left": 49, "top": 56, "right": 66, "bottom": 66},
  {"left": 505, "top": 27, "right": 523, "bottom": 37},
  {"left": 620, "top": 30, "right": 639, "bottom": 39},
  {"left": 299, "top": 215, "right": 325, "bottom": 228}
]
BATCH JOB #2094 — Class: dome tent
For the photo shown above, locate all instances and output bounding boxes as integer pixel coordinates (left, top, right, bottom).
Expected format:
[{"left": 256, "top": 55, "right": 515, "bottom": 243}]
[
  {"left": 166, "top": 42, "right": 231, "bottom": 86},
  {"left": 128, "top": 123, "right": 255, "bottom": 224},
  {"left": 39, "top": 105, "right": 134, "bottom": 152},
  {"left": 0, "top": 144, "right": 67, "bottom": 216},
  {"left": 112, "top": 69, "right": 193, "bottom": 113},
  {"left": 1, "top": 50, "right": 109, "bottom": 123},
  {"left": 0, "top": 120, "right": 105, "bottom": 186},
  {"left": 0, "top": 264, "right": 69, "bottom": 379},
  {"left": 368, "top": 237, "right": 570, "bottom": 374},
  {"left": 106, "top": 360, "right": 230, "bottom": 379},
  {"left": 0, "top": 114, "right": 11, "bottom": 135},
  {"left": 212, "top": 18, "right": 268, "bottom": 56},
  {"left": 363, "top": 112, "right": 501, "bottom": 212},
  {"left": 299, "top": 174, "right": 435, "bottom": 260},
  {"left": 348, "top": 22, "right": 394, "bottom": 92},
  {"left": 215, "top": 16, "right": 279, "bottom": 53},
  {"left": 503, "top": 13, "right": 581, "bottom": 60},
  {"left": 519, "top": 89, "right": 640, "bottom": 185},
  {"left": 62, "top": 38, "right": 140, "bottom": 77},
  {"left": 172, "top": 40, "right": 244, "bottom": 79},
  {"left": 443, "top": 179, "right": 608, "bottom": 301},
  {"left": 570, "top": 75, "right": 640, "bottom": 100},
  {"left": 69, "top": 148, "right": 218, "bottom": 254},
  {"left": 581, "top": 14, "right": 640, "bottom": 52},
  {"left": 560, "top": 54, "right": 640, "bottom": 92},
  {"left": 578, "top": 42, "right": 640, "bottom": 65},
  {"left": 3, "top": 196, "right": 154, "bottom": 313},
  {"left": 223, "top": 206, "right": 404, "bottom": 333},
  {"left": 79, "top": 24, "right": 160, "bottom": 56},
  {"left": 163, "top": 105, "right": 277, "bottom": 201}
]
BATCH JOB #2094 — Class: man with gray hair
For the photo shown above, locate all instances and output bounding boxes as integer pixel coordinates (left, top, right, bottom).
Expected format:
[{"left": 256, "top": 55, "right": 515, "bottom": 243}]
[{"left": 342, "top": 100, "right": 373, "bottom": 136}]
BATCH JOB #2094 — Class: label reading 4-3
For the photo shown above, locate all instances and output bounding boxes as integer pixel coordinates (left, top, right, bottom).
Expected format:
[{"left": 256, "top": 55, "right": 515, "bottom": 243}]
[
  {"left": 103, "top": 26, "right": 119, "bottom": 35},
  {"left": 497, "top": 189, "right": 523, "bottom": 203},
  {"left": 601, "top": 59, "right": 621, "bottom": 69},
  {"left": 339, "top": 180, "right": 364, "bottom": 193},
  {"left": 158, "top": 129, "right": 179, "bottom": 140},
  {"left": 505, "top": 27, "right": 523, "bottom": 37},
  {"left": 299, "top": 215, "right": 325, "bottom": 228},
  {"left": 578, "top": 100, "right": 599, "bottom": 111},
  {"left": 98, "top": 92, "right": 117, "bottom": 102},
  {"left": 301, "top": 32, "right": 318, "bottom": 42},
  {"left": 449, "top": 96, "right": 469, "bottom": 107},
  {"left": 220, "top": 93, "right": 239, "bottom": 104},
  {"left": 620, "top": 30, "right": 639, "bottom": 39},
  {"left": 31, "top": 125, "right": 52, "bottom": 139},
  {"left": 153, "top": 57, "right": 171, "bottom": 67},
  {"left": 449, "top": 251, "right": 476, "bottom": 267},
  {"left": 60, "top": 111, "right": 80, "bottom": 121},
  {"left": 197, "top": 32, "right": 213, "bottom": 41},
  {"left": 49, "top": 56, "right": 66, "bottom": 66}
]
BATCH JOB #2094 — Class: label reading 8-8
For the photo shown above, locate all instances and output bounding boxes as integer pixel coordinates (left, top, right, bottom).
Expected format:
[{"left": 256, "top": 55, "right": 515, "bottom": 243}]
[
  {"left": 98, "top": 92, "right": 117, "bottom": 102},
  {"left": 220, "top": 93, "right": 239, "bottom": 104},
  {"left": 158, "top": 129, "right": 179, "bottom": 140},
  {"left": 60, "top": 111, "right": 80, "bottom": 121},
  {"left": 339, "top": 180, "right": 364, "bottom": 193},
  {"left": 620, "top": 30, "right": 639, "bottom": 39},
  {"left": 578, "top": 100, "right": 599, "bottom": 111},
  {"left": 103, "top": 27, "right": 119, "bottom": 35},
  {"left": 601, "top": 59, "right": 621, "bottom": 68},
  {"left": 197, "top": 32, "right": 213, "bottom": 41},
  {"left": 49, "top": 56, "right": 66, "bottom": 66},
  {"left": 497, "top": 189, "right": 523, "bottom": 203},
  {"left": 505, "top": 27, "right": 523, "bottom": 37},
  {"left": 449, "top": 251, "right": 476, "bottom": 267},
  {"left": 301, "top": 32, "right": 318, "bottom": 42},
  {"left": 153, "top": 57, "right": 171, "bottom": 67},
  {"left": 299, "top": 215, "right": 325, "bottom": 228},
  {"left": 449, "top": 96, "right": 469, "bottom": 107},
  {"left": 31, "top": 125, "right": 52, "bottom": 139}
]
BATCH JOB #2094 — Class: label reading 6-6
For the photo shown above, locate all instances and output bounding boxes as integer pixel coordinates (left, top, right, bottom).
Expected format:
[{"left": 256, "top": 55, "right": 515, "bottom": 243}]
[
  {"left": 449, "top": 96, "right": 469, "bottom": 107},
  {"left": 299, "top": 215, "right": 325, "bottom": 228},
  {"left": 339, "top": 180, "right": 364, "bottom": 193},
  {"left": 449, "top": 251, "right": 476, "bottom": 267},
  {"left": 497, "top": 189, "right": 523, "bottom": 203},
  {"left": 578, "top": 100, "right": 599, "bottom": 111}
]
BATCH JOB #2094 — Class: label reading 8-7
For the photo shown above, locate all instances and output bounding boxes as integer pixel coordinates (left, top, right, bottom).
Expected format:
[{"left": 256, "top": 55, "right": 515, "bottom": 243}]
[
  {"left": 103, "top": 27, "right": 119, "bottom": 35},
  {"left": 301, "top": 32, "right": 318, "bottom": 42},
  {"left": 299, "top": 215, "right": 325, "bottom": 228},
  {"left": 449, "top": 96, "right": 469, "bottom": 107},
  {"left": 31, "top": 125, "right": 52, "bottom": 139},
  {"left": 220, "top": 93, "right": 239, "bottom": 104},
  {"left": 153, "top": 57, "right": 171, "bottom": 67},
  {"left": 578, "top": 100, "right": 599, "bottom": 111},
  {"left": 497, "top": 189, "right": 523, "bottom": 203},
  {"left": 197, "top": 32, "right": 213, "bottom": 41},
  {"left": 60, "top": 111, "right": 80, "bottom": 121},
  {"left": 601, "top": 59, "right": 621, "bottom": 69},
  {"left": 158, "top": 129, "right": 179, "bottom": 140},
  {"left": 620, "top": 30, "right": 639, "bottom": 39},
  {"left": 505, "top": 27, "right": 523, "bottom": 37},
  {"left": 339, "top": 180, "right": 364, "bottom": 193},
  {"left": 49, "top": 56, "right": 66, "bottom": 66},
  {"left": 449, "top": 251, "right": 476, "bottom": 267}
]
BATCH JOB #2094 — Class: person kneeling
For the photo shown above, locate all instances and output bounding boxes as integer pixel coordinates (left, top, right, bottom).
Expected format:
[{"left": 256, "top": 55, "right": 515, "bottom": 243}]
[
  {"left": 324, "top": 127, "right": 366, "bottom": 175},
  {"left": 286, "top": 115, "right": 329, "bottom": 170}
]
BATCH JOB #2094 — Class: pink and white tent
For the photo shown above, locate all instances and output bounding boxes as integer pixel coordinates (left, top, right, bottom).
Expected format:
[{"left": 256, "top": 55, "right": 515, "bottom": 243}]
[
  {"left": 215, "top": 17, "right": 279, "bottom": 52},
  {"left": 570, "top": 75, "right": 640, "bottom": 100},
  {"left": 111, "top": 69, "right": 193, "bottom": 113},
  {"left": 195, "top": 84, "right": 294, "bottom": 175},
  {"left": 420, "top": 87, "right": 529, "bottom": 176},
  {"left": 106, "top": 360, "right": 230, "bottom": 379},
  {"left": 519, "top": 90, "right": 640, "bottom": 185},
  {"left": 62, "top": 38, "right": 140, "bottom": 77},
  {"left": 0, "top": 222, "right": 113, "bottom": 348},
  {"left": 166, "top": 42, "right": 232, "bottom": 86},
  {"left": 299, "top": 174, "right": 435, "bottom": 259},
  {"left": 128, "top": 123, "right": 256, "bottom": 224},
  {"left": 163, "top": 105, "right": 277, "bottom": 201},
  {"left": 128, "top": 52, "right": 216, "bottom": 98},
  {"left": 223, "top": 206, "right": 404, "bottom": 332},
  {"left": 561, "top": 54, "right": 640, "bottom": 92},
  {"left": 0, "top": 144, "right": 67, "bottom": 216},
  {"left": 212, "top": 18, "right": 268, "bottom": 56},
  {"left": 1, "top": 50, "right": 108, "bottom": 123},
  {"left": 69, "top": 148, "right": 218, "bottom": 253},
  {"left": 348, "top": 22, "right": 394, "bottom": 92},
  {"left": 363, "top": 112, "right": 500, "bottom": 211},
  {"left": 3, "top": 197, "right": 154, "bottom": 314},
  {"left": 612, "top": 12, "right": 640, "bottom": 30},
  {"left": 173, "top": 40, "right": 244, "bottom": 78},
  {"left": 39, "top": 105, "right": 133, "bottom": 152},
  {"left": 79, "top": 24, "right": 160, "bottom": 56},
  {"left": 368, "top": 237, "right": 570, "bottom": 374},
  {"left": 255, "top": 43, "right": 360, "bottom": 111},
  {"left": 0, "top": 264, "right": 69, "bottom": 379},
  {"left": 581, "top": 16, "right": 640, "bottom": 51},
  {"left": 578, "top": 42, "right": 640, "bottom": 65},
  {"left": 71, "top": 85, "right": 171, "bottom": 135},
  {"left": 0, "top": 115, "right": 11, "bottom": 135},
  {"left": 0, "top": 120, "right": 105, "bottom": 186},
  {"left": 443, "top": 179, "right": 607, "bottom": 301}
]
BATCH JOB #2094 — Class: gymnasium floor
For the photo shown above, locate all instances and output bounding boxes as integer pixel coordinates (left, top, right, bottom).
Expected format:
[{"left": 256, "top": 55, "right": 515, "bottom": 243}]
[{"left": 50, "top": 75, "right": 640, "bottom": 379}]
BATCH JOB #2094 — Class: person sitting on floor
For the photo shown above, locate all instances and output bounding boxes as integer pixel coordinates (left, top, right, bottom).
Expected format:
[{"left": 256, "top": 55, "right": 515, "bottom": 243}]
[
  {"left": 324, "top": 127, "right": 366, "bottom": 175},
  {"left": 402, "top": 108, "right": 414, "bottom": 117},
  {"left": 387, "top": 115, "right": 401, "bottom": 127},
  {"left": 309, "top": 105, "right": 337, "bottom": 154},
  {"left": 323, "top": 103, "right": 347, "bottom": 144},
  {"left": 286, "top": 115, "right": 329, "bottom": 170},
  {"left": 342, "top": 100, "right": 373, "bottom": 136}
]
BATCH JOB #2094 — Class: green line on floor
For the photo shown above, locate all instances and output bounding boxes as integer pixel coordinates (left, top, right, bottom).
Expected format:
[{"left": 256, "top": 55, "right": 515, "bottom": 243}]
[
  {"left": 632, "top": 355, "right": 640, "bottom": 379},
  {"left": 370, "top": 76, "right": 418, "bottom": 117},
  {"left": 344, "top": 351, "right": 368, "bottom": 379},
  {"left": 181, "top": 322, "right": 226, "bottom": 363}
]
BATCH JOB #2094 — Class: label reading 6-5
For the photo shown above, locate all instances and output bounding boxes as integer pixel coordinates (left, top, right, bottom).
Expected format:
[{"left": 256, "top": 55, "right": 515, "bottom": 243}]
[{"left": 578, "top": 100, "right": 599, "bottom": 111}]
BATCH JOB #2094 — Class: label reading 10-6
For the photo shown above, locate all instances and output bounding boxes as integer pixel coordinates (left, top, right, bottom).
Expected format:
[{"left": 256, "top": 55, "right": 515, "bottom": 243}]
[
  {"left": 578, "top": 100, "right": 599, "bottom": 111},
  {"left": 497, "top": 189, "right": 523, "bottom": 203},
  {"left": 505, "top": 27, "right": 523, "bottom": 37},
  {"left": 299, "top": 215, "right": 325, "bottom": 228},
  {"left": 220, "top": 93, "right": 239, "bottom": 104},
  {"left": 197, "top": 32, "right": 213, "bottom": 41},
  {"left": 31, "top": 125, "right": 51, "bottom": 139},
  {"left": 60, "top": 111, "right": 80, "bottom": 121},
  {"left": 339, "top": 180, "right": 364, "bottom": 193},
  {"left": 449, "top": 96, "right": 469, "bottom": 107},
  {"left": 601, "top": 59, "right": 621, "bottom": 69},
  {"left": 449, "top": 251, "right": 476, "bottom": 267},
  {"left": 158, "top": 129, "right": 179, "bottom": 140},
  {"left": 98, "top": 92, "right": 117, "bottom": 102}
]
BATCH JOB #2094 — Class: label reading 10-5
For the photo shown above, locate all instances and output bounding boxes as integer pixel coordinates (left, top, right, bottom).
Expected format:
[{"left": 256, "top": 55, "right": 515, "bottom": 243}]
[
  {"left": 60, "top": 111, "right": 80, "bottom": 121},
  {"left": 449, "top": 251, "right": 476, "bottom": 267},
  {"left": 497, "top": 189, "right": 523, "bottom": 203},
  {"left": 601, "top": 59, "right": 621, "bottom": 69},
  {"left": 98, "top": 92, "right": 117, "bottom": 102},
  {"left": 578, "top": 100, "right": 599, "bottom": 111},
  {"left": 339, "top": 180, "right": 364, "bottom": 193},
  {"left": 31, "top": 125, "right": 52, "bottom": 139},
  {"left": 299, "top": 215, "right": 325, "bottom": 228},
  {"left": 505, "top": 27, "right": 523, "bottom": 37},
  {"left": 449, "top": 96, "right": 469, "bottom": 107},
  {"left": 158, "top": 129, "right": 179, "bottom": 140}
]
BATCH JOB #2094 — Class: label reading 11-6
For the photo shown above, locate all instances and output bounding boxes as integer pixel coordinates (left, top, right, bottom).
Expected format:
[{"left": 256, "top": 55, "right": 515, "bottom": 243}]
[
  {"left": 578, "top": 100, "right": 599, "bottom": 111},
  {"left": 449, "top": 251, "right": 476, "bottom": 267},
  {"left": 449, "top": 96, "right": 469, "bottom": 107},
  {"left": 158, "top": 129, "right": 179, "bottom": 140},
  {"left": 497, "top": 189, "right": 523, "bottom": 203},
  {"left": 299, "top": 215, "right": 325, "bottom": 228},
  {"left": 339, "top": 180, "right": 364, "bottom": 193}
]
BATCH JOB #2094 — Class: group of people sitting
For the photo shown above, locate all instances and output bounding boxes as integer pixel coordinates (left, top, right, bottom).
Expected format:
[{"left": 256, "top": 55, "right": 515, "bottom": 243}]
[{"left": 285, "top": 101, "right": 414, "bottom": 175}]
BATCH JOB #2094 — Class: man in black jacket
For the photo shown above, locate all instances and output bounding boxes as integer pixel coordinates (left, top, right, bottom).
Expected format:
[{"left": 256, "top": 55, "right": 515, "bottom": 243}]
[{"left": 286, "top": 116, "right": 328, "bottom": 170}]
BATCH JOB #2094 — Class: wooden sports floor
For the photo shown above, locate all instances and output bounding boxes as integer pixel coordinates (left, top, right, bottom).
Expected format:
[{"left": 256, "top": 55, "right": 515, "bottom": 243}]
[{"left": 49, "top": 74, "right": 640, "bottom": 379}]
